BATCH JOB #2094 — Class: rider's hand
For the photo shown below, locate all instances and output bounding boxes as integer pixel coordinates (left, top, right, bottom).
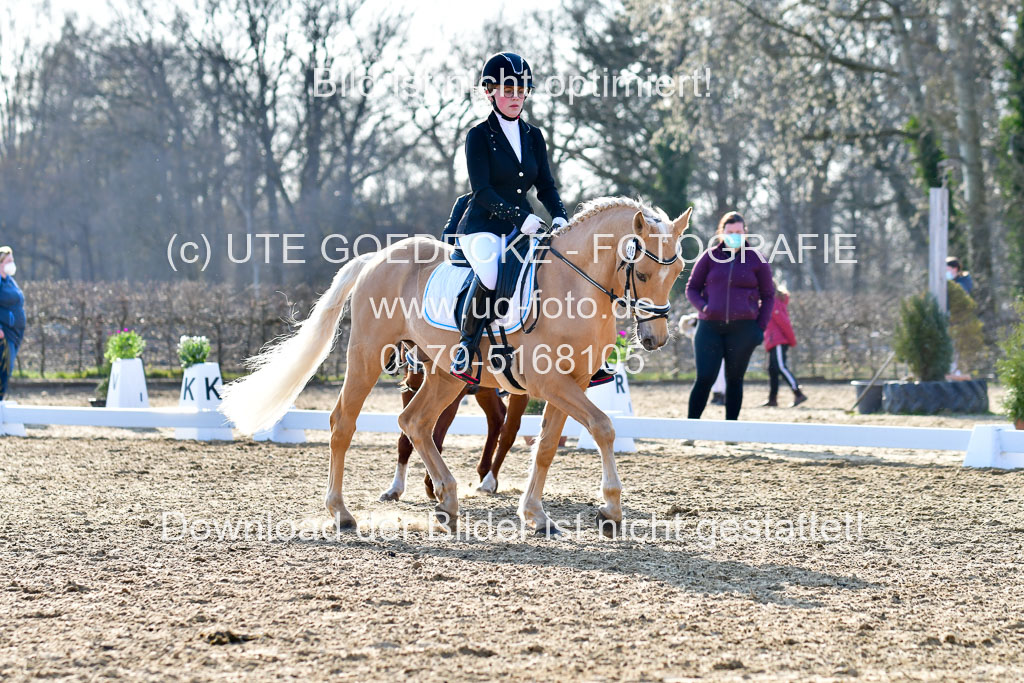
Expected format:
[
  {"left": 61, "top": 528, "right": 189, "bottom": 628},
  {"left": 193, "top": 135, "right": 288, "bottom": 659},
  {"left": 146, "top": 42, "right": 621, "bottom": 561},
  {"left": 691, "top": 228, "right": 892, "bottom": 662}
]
[
  {"left": 521, "top": 214, "right": 545, "bottom": 235},
  {"left": 551, "top": 217, "right": 568, "bottom": 229}
]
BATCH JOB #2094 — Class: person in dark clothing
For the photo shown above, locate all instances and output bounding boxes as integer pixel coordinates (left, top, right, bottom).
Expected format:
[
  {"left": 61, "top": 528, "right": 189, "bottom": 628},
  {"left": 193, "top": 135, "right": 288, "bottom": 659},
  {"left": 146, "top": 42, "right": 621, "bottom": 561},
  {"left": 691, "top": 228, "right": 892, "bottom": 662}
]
[
  {"left": 762, "top": 282, "right": 807, "bottom": 407},
  {"left": 449, "top": 52, "right": 569, "bottom": 383},
  {"left": 0, "top": 246, "right": 26, "bottom": 401},
  {"left": 685, "top": 212, "right": 774, "bottom": 420},
  {"left": 946, "top": 256, "right": 974, "bottom": 295}
]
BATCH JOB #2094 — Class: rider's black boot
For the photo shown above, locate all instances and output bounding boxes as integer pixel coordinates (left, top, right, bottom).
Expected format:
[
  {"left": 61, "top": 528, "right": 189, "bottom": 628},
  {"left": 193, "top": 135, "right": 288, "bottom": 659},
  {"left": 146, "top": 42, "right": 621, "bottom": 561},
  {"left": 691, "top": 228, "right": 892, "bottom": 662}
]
[
  {"left": 450, "top": 278, "right": 492, "bottom": 384},
  {"left": 588, "top": 361, "right": 617, "bottom": 387}
]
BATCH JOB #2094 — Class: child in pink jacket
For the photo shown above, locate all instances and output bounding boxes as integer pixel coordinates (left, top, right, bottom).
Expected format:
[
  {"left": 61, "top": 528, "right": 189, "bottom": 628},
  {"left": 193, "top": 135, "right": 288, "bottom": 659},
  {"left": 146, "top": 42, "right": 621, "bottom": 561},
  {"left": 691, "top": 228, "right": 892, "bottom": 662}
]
[{"left": 763, "top": 283, "right": 807, "bottom": 407}]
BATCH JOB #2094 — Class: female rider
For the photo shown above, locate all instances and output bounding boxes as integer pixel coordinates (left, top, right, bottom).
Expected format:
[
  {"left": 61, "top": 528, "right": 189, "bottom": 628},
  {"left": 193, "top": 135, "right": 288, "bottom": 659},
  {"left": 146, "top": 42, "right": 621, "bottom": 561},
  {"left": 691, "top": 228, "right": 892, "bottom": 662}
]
[{"left": 450, "top": 52, "right": 569, "bottom": 383}]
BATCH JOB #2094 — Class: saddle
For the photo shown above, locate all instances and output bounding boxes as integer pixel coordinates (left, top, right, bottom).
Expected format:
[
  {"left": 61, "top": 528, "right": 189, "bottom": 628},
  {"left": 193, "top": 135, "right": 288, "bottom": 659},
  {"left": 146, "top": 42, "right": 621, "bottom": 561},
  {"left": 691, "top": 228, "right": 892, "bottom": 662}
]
[
  {"left": 427, "top": 200, "right": 618, "bottom": 389},
  {"left": 451, "top": 232, "right": 535, "bottom": 388}
]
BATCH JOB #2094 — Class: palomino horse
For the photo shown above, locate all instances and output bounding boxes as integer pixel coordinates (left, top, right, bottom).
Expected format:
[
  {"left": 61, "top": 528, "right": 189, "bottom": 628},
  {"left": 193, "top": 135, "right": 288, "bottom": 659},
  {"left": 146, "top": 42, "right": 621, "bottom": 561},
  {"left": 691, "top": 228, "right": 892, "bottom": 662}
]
[{"left": 221, "top": 197, "right": 691, "bottom": 533}]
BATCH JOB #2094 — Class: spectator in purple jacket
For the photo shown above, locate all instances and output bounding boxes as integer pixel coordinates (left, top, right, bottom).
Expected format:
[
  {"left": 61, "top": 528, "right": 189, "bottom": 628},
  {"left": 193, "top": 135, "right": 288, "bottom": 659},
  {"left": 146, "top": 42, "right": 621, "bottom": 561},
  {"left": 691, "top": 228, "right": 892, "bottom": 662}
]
[{"left": 685, "top": 212, "right": 774, "bottom": 420}]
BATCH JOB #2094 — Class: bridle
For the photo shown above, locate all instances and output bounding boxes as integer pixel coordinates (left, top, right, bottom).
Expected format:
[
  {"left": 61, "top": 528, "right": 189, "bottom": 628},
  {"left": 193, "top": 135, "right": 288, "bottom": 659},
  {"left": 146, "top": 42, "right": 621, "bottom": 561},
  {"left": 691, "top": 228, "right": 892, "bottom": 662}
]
[{"left": 541, "top": 232, "right": 679, "bottom": 324}]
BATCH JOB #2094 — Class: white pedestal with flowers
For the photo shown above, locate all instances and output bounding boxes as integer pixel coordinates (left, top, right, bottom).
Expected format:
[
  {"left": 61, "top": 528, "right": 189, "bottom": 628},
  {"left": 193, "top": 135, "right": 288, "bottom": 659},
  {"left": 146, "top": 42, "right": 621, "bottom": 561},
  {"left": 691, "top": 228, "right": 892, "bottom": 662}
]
[
  {"left": 175, "top": 336, "right": 233, "bottom": 441},
  {"left": 104, "top": 330, "right": 149, "bottom": 408}
]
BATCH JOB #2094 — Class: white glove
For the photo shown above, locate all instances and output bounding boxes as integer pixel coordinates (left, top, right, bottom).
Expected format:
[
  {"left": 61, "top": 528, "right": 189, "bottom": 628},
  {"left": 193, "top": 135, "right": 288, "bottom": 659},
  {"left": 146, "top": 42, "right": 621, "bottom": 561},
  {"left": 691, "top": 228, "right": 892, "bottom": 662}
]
[
  {"left": 551, "top": 217, "right": 568, "bottom": 230},
  {"left": 521, "top": 213, "right": 545, "bottom": 235}
]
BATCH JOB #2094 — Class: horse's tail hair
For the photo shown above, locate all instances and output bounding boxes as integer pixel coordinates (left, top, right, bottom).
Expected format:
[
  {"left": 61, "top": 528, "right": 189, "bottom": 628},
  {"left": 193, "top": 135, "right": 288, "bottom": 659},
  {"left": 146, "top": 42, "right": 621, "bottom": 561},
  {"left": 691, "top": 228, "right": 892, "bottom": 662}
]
[{"left": 220, "top": 252, "right": 376, "bottom": 435}]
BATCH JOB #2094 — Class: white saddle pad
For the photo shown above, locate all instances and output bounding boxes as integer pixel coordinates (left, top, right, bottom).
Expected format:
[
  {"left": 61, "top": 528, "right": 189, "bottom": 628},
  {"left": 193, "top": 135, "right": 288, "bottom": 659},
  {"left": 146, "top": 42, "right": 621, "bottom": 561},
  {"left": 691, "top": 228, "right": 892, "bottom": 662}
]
[{"left": 423, "top": 238, "right": 538, "bottom": 333}]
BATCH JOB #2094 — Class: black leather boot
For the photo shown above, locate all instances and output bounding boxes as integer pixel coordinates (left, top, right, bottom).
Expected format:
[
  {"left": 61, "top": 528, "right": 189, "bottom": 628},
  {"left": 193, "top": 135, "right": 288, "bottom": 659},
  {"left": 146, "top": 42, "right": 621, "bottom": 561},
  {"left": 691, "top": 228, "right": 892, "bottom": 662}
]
[
  {"left": 450, "top": 279, "right": 492, "bottom": 384},
  {"left": 588, "top": 361, "right": 617, "bottom": 387}
]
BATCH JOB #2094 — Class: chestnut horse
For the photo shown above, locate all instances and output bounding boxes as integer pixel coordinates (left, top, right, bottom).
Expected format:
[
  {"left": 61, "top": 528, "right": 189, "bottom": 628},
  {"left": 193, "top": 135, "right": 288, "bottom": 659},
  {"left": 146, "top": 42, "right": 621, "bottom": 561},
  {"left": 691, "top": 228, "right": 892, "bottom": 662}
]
[
  {"left": 221, "top": 197, "right": 690, "bottom": 533},
  {"left": 381, "top": 367, "right": 529, "bottom": 502}
]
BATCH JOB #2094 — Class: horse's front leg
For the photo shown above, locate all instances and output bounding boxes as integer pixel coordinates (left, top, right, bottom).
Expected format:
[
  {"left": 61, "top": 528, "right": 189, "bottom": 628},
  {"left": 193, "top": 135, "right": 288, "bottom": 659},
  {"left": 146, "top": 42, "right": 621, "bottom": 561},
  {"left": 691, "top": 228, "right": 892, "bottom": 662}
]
[
  {"left": 418, "top": 383, "right": 468, "bottom": 500},
  {"left": 474, "top": 388, "right": 507, "bottom": 481},
  {"left": 474, "top": 388, "right": 508, "bottom": 492},
  {"left": 536, "top": 379, "right": 621, "bottom": 535},
  {"left": 517, "top": 400, "right": 568, "bottom": 535}
]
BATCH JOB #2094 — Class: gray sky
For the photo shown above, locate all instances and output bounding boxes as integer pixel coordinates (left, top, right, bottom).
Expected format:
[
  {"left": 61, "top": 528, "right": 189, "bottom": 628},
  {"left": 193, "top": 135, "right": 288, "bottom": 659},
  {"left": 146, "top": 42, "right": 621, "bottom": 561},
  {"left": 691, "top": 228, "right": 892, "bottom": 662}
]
[{"left": 3, "top": 0, "right": 551, "bottom": 45}]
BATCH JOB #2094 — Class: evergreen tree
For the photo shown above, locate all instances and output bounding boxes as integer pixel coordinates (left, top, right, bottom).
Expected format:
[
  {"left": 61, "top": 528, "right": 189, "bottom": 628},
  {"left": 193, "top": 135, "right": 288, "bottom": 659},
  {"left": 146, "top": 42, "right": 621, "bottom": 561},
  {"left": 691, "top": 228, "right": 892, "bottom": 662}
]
[
  {"left": 905, "top": 116, "right": 964, "bottom": 259},
  {"left": 997, "top": 11, "right": 1024, "bottom": 292}
]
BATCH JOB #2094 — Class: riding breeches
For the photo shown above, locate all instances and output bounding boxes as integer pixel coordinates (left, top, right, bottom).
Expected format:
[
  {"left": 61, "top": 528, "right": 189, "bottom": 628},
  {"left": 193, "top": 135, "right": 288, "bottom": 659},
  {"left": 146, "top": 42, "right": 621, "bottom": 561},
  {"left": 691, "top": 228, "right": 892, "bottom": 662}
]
[{"left": 456, "top": 232, "right": 509, "bottom": 291}]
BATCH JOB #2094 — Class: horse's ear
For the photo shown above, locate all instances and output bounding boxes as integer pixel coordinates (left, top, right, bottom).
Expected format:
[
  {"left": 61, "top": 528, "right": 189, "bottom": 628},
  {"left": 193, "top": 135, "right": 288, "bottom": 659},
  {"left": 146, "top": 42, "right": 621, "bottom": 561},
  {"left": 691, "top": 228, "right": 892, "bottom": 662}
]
[
  {"left": 632, "top": 211, "right": 648, "bottom": 237},
  {"left": 672, "top": 207, "right": 693, "bottom": 236}
]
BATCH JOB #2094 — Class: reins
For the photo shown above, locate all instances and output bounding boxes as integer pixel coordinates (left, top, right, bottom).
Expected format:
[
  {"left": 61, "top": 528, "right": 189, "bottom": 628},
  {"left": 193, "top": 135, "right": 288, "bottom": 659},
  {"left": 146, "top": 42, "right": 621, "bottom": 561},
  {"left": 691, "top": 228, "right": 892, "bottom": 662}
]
[{"left": 533, "top": 232, "right": 677, "bottom": 327}]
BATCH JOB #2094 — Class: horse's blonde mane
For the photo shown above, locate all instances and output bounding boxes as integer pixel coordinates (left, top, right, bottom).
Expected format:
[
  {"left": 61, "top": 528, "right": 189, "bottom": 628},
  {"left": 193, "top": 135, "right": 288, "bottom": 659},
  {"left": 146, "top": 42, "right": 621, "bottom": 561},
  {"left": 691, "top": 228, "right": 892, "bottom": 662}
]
[{"left": 555, "top": 196, "right": 671, "bottom": 236}]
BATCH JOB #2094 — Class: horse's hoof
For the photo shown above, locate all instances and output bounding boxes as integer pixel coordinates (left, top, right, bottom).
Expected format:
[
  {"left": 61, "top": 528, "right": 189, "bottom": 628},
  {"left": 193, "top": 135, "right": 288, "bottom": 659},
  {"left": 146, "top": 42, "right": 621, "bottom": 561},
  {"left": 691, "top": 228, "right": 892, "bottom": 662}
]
[
  {"left": 424, "top": 478, "right": 437, "bottom": 501},
  {"left": 334, "top": 516, "right": 358, "bottom": 531},
  {"left": 434, "top": 510, "right": 457, "bottom": 534},
  {"left": 476, "top": 472, "right": 498, "bottom": 494},
  {"left": 596, "top": 510, "right": 621, "bottom": 538},
  {"left": 379, "top": 490, "right": 402, "bottom": 502},
  {"left": 535, "top": 521, "right": 563, "bottom": 538}
]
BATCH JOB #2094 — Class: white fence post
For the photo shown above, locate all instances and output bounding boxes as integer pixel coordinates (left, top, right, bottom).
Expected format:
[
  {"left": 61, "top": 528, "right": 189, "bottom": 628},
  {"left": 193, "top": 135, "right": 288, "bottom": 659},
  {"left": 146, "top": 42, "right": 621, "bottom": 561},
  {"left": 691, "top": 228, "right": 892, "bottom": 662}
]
[
  {"left": 253, "top": 406, "right": 306, "bottom": 443},
  {"left": 0, "top": 401, "right": 27, "bottom": 436},
  {"left": 575, "top": 365, "right": 637, "bottom": 452},
  {"left": 963, "top": 425, "right": 1024, "bottom": 469},
  {"left": 929, "top": 187, "right": 949, "bottom": 314}
]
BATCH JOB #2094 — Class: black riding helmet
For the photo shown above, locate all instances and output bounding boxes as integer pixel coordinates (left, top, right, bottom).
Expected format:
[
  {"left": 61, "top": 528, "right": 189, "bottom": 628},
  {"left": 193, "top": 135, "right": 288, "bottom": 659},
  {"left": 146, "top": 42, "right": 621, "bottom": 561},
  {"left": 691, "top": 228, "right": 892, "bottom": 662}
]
[{"left": 480, "top": 52, "right": 533, "bottom": 120}]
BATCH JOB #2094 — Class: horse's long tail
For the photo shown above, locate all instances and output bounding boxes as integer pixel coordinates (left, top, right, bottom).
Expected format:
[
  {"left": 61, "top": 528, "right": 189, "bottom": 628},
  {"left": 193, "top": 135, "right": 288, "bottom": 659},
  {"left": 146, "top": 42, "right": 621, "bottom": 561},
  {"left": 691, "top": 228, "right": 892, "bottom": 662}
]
[{"left": 220, "top": 252, "right": 376, "bottom": 434}]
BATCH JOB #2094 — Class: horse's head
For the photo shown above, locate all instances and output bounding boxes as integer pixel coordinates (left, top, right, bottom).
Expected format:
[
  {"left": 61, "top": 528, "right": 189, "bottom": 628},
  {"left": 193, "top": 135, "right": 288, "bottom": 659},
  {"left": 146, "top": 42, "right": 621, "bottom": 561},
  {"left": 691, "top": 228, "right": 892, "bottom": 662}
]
[{"left": 629, "top": 206, "right": 692, "bottom": 351}]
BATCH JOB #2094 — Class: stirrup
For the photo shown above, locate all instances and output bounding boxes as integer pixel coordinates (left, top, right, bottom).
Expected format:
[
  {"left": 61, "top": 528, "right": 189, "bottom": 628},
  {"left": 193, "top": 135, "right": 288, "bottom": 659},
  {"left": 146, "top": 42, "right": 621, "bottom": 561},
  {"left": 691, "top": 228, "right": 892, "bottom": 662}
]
[
  {"left": 450, "top": 344, "right": 481, "bottom": 385},
  {"left": 588, "top": 362, "right": 617, "bottom": 388},
  {"left": 383, "top": 350, "right": 402, "bottom": 376}
]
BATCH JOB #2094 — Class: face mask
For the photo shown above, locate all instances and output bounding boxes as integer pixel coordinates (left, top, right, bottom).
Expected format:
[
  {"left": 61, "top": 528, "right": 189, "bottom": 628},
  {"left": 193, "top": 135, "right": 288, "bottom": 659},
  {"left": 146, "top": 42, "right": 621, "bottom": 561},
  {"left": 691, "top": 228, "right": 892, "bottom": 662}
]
[
  {"left": 945, "top": 270, "right": 955, "bottom": 280},
  {"left": 3, "top": 262, "right": 14, "bottom": 277},
  {"left": 722, "top": 233, "right": 744, "bottom": 249}
]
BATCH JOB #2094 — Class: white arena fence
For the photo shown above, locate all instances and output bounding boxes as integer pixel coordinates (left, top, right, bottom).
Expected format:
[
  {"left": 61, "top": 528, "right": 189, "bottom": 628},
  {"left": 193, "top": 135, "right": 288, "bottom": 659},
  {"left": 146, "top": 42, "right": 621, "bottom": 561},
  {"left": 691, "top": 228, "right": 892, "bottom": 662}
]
[{"left": 1, "top": 402, "right": 1022, "bottom": 470}]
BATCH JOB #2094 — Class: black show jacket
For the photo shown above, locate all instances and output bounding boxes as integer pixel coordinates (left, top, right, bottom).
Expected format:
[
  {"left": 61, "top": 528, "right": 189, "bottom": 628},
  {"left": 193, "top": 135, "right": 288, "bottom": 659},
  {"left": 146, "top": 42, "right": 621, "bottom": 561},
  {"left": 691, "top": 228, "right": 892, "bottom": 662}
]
[{"left": 456, "top": 112, "right": 568, "bottom": 237}]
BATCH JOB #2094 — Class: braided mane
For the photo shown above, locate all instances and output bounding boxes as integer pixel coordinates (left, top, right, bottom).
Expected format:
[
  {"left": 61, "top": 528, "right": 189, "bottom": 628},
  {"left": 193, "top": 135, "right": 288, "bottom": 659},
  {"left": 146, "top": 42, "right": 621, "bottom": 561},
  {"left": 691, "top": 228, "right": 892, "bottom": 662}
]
[{"left": 554, "top": 196, "right": 671, "bottom": 236}]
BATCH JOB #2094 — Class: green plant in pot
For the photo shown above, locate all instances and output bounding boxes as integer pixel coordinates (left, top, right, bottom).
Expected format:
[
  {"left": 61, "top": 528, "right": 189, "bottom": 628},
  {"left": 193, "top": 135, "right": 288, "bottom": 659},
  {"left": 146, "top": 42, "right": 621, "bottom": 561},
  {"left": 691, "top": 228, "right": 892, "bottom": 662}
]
[
  {"left": 947, "top": 281, "right": 985, "bottom": 377},
  {"left": 92, "top": 363, "right": 111, "bottom": 405},
  {"left": 884, "top": 293, "right": 986, "bottom": 414},
  {"left": 524, "top": 397, "right": 546, "bottom": 415},
  {"left": 610, "top": 329, "right": 631, "bottom": 366},
  {"left": 997, "top": 298, "right": 1024, "bottom": 429},
  {"left": 92, "top": 329, "right": 146, "bottom": 406},
  {"left": 893, "top": 293, "right": 953, "bottom": 381},
  {"left": 105, "top": 328, "right": 146, "bottom": 363},
  {"left": 177, "top": 335, "right": 211, "bottom": 368}
]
